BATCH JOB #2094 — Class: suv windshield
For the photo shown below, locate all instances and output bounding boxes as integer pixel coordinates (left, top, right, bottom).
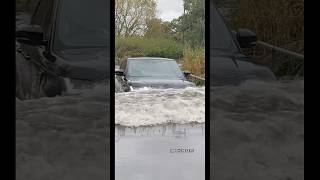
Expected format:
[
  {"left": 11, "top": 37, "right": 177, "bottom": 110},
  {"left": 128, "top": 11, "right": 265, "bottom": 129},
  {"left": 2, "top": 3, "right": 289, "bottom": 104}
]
[
  {"left": 211, "top": 3, "right": 239, "bottom": 54},
  {"left": 54, "top": 0, "right": 109, "bottom": 51},
  {"left": 127, "top": 59, "right": 184, "bottom": 79}
]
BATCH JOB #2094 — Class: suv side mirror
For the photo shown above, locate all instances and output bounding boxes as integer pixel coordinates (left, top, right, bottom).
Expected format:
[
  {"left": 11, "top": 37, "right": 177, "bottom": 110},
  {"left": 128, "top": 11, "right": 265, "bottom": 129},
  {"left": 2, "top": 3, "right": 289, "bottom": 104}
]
[
  {"left": 236, "top": 28, "right": 257, "bottom": 48},
  {"left": 16, "top": 25, "right": 47, "bottom": 46},
  {"left": 183, "top": 71, "right": 191, "bottom": 78},
  {"left": 115, "top": 69, "right": 124, "bottom": 76}
]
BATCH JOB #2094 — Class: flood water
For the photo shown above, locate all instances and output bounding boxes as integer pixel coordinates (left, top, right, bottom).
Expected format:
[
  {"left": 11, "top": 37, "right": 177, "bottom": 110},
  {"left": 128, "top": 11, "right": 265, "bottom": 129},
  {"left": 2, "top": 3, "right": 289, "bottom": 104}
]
[
  {"left": 16, "top": 79, "right": 303, "bottom": 180},
  {"left": 115, "top": 124, "right": 205, "bottom": 180},
  {"left": 115, "top": 87, "right": 205, "bottom": 126},
  {"left": 211, "top": 80, "right": 304, "bottom": 180},
  {"left": 16, "top": 81, "right": 110, "bottom": 180},
  {"left": 115, "top": 87, "right": 206, "bottom": 180}
]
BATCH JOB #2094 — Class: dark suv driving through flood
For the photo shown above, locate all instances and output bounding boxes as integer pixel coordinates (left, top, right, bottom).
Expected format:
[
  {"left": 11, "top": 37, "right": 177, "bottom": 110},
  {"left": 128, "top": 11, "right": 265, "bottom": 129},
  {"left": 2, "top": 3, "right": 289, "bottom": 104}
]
[
  {"left": 211, "top": 2, "right": 276, "bottom": 86},
  {"left": 16, "top": 0, "right": 109, "bottom": 100},
  {"left": 15, "top": 0, "right": 276, "bottom": 99},
  {"left": 115, "top": 57, "right": 195, "bottom": 91}
]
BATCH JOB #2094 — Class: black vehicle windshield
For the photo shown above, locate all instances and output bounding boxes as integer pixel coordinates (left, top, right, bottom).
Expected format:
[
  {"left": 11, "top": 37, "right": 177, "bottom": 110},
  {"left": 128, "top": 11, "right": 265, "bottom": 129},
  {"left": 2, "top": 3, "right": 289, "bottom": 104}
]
[
  {"left": 53, "top": 0, "right": 109, "bottom": 51},
  {"left": 127, "top": 59, "right": 184, "bottom": 79},
  {"left": 211, "top": 3, "right": 239, "bottom": 54}
]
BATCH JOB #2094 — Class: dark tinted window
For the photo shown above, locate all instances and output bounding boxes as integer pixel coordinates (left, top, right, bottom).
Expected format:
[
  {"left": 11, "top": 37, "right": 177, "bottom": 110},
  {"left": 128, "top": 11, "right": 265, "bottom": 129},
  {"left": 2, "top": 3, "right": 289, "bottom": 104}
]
[
  {"left": 31, "top": 0, "right": 55, "bottom": 38},
  {"left": 54, "top": 0, "right": 109, "bottom": 50},
  {"left": 211, "top": 3, "right": 238, "bottom": 53},
  {"left": 127, "top": 59, "right": 184, "bottom": 79}
]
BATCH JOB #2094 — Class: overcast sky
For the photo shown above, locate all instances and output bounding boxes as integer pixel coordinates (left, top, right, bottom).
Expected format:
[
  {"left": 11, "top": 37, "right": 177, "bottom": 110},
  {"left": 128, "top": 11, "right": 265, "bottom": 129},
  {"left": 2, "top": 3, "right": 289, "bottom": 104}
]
[{"left": 156, "top": 0, "right": 184, "bottom": 22}]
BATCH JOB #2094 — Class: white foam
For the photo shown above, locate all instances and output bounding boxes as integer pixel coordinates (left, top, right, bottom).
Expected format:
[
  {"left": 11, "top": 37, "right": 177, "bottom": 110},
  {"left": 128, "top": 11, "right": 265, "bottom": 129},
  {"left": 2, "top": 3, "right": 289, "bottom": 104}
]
[{"left": 115, "top": 87, "right": 205, "bottom": 126}]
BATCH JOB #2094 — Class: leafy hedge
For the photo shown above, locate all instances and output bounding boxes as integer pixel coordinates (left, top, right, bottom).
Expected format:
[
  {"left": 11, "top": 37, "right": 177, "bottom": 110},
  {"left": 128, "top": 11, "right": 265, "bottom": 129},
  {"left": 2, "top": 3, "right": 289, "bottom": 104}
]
[{"left": 115, "top": 37, "right": 184, "bottom": 63}]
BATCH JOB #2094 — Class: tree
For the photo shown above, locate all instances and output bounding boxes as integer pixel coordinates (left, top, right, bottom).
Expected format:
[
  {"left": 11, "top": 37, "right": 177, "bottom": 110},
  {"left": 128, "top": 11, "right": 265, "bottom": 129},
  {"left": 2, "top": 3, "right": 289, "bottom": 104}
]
[
  {"left": 144, "top": 18, "right": 166, "bottom": 38},
  {"left": 180, "top": 0, "right": 205, "bottom": 47},
  {"left": 144, "top": 18, "right": 178, "bottom": 39},
  {"left": 115, "top": 0, "right": 157, "bottom": 36}
]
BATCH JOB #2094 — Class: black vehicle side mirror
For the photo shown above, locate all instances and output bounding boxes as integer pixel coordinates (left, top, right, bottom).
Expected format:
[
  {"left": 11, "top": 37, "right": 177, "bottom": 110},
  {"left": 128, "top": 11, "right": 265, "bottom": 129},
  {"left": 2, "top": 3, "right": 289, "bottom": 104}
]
[
  {"left": 115, "top": 69, "right": 124, "bottom": 76},
  {"left": 236, "top": 28, "right": 257, "bottom": 48},
  {"left": 183, "top": 71, "right": 191, "bottom": 78},
  {"left": 16, "top": 25, "right": 47, "bottom": 46}
]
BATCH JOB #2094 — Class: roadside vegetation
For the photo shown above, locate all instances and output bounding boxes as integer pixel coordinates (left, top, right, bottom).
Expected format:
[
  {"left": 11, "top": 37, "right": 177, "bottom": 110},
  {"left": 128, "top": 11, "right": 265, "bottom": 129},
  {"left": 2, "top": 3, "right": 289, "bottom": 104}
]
[
  {"left": 115, "top": 37, "right": 184, "bottom": 63},
  {"left": 115, "top": 0, "right": 205, "bottom": 78},
  {"left": 181, "top": 46, "right": 205, "bottom": 78},
  {"left": 216, "top": 0, "right": 304, "bottom": 77}
]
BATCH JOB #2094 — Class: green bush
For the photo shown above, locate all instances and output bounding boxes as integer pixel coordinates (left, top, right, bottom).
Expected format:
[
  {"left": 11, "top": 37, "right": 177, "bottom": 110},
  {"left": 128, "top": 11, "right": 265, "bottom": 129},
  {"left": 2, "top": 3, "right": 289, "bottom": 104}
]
[
  {"left": 115, "top": 37, "right": 184, "bottom": 63},
  {"left": 181, "top": 46, "right": 205, "bottom": 78}
]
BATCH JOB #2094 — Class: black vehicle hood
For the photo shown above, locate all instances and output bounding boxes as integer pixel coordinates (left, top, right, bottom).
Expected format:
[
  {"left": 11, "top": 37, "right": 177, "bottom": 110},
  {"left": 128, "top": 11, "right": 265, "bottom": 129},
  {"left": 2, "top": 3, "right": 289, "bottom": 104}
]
[
  {"left": 211, "top": 56, "right": 276, "bottom": 86},
  {"left": 54, "top": 48, "right": 109, "bottom": 81},
  {"left": 127, "top": 77, "right": 195, "bottom": 89}
]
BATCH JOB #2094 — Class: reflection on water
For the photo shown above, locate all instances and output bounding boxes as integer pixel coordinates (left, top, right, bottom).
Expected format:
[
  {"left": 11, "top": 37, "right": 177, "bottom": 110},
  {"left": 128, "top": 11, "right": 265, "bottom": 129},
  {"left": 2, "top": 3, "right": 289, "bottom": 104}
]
[
  {"left": 115, "top": 124, "right": 205, "bottom": 180},
  {"left": 116, "top": 123, "right": 205, "bottom": 142}
]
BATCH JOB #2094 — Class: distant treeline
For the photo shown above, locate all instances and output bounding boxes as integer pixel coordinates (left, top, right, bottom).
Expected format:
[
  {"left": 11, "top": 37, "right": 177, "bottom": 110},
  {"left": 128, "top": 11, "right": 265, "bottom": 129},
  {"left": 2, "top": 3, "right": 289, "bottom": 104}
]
[{"left": 116, "top": 0, "right": 205, "bottom": 47}]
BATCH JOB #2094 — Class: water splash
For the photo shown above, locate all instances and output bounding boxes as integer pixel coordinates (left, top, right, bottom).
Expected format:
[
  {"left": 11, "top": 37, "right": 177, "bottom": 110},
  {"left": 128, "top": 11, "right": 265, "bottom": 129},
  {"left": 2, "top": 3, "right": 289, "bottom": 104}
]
[
  {"left": 115, "top": 87, "right": 205, "bottom": 126},
  {"left": 115, "top": 77, "right": 124, "bottom": 93},
  {"left": 211, "top": 80, "right": 304, "bottom": 180},
  {"left": 16, "top": 82, "right": 110, "bottom": 180}
]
